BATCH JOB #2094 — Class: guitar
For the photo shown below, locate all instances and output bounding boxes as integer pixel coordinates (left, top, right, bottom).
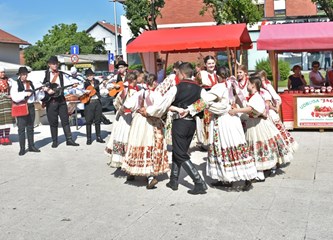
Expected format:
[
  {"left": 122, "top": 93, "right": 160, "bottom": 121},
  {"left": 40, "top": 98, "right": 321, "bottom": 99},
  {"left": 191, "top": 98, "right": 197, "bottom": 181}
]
[
  {"left": 109, "top": 81, "right": 124, "bottom": 97},
  {"left": 42, "top": 83, "right": 78, "bottom": 103},
  {"left": 79, "top": 79, "right": 110, "bottom": 104}
]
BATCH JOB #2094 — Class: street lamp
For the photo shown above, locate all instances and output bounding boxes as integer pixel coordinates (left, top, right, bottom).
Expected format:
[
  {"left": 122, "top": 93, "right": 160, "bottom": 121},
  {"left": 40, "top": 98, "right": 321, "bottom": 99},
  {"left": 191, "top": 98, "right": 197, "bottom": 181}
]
[{"left": 109, "top": 0, "right": 125, "bottom": 57}]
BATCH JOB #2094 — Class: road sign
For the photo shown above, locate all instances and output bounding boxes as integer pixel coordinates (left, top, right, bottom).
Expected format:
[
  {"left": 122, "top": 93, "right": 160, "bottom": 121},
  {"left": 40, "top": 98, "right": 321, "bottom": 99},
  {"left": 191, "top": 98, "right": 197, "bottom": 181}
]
[
  {"left": 108, "top": 52, "right": 114, "bottom": 64},
  {"left": 70, "top": 45, "right": 80, "bottom": 55},
  {"left": 71, "top": 54, "right": 79, "bottom": 64}
]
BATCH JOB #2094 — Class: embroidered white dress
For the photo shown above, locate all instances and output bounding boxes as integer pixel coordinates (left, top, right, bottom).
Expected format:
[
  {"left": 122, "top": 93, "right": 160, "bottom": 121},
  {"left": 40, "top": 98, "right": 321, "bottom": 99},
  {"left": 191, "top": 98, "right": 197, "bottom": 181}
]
[
  {"left": 121, "top": 89, "right": 169, "bottom": 176},
  {"left": 105, "top": 87, "right": 137, "bottom": 168},
  {"left": 188, "top": 82, "right": 257, "bottom": 182},
  {"left": 245, "top": 92, "right": 291, "bottom": 171},
  {"left": 264, "top": 82, "right": 299, "bottom": 155}
]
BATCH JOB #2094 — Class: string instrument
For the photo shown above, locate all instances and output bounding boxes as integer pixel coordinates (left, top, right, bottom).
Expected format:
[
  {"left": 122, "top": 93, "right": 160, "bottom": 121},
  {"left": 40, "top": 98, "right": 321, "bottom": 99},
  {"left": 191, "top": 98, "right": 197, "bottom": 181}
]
[
  {"left": 79, "top": 85, "right": 97, "bottom": 104},
  {"left": 109, "top": 81, "right": 124, "bottom": 97},
  {"left": 41, "top": 83, "right": 78, "bottom": 103}
]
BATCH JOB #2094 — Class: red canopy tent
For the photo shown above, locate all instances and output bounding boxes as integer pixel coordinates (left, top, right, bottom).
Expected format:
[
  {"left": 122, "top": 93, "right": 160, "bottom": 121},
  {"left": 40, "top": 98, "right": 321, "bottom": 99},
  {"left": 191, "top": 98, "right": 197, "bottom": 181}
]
[
  {"left": 127, "top": 23, "right": 252, "bottom": 53},
  {"left": 126, "top": 23, "right": 252, "bottom": 75}
]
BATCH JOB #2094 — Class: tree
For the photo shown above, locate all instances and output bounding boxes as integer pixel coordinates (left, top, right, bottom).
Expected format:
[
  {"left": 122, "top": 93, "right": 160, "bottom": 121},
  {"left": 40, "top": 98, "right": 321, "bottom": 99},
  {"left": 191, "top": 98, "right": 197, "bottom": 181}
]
[
  {"left": 124, "top": 0, "right": 165, "bottom": 37},
  {"left": 312, "top": 0, "right": 333, "bottom": 20},
  {"left": 200, "top": 0, "right": 263, "bottom": 26},
  {"left": 24, "top": 23, "right": 105, "bottom": 70}
]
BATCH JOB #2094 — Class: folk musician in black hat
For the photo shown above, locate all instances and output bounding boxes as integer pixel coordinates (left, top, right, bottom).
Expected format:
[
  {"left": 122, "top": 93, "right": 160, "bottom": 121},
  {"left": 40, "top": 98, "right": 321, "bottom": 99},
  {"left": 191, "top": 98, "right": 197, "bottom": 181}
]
[
  {"left": 42, "top": 56, "right": 79, "bottom": 148},
  {"left": 10, "top": 67, "right": 42, "bottom": 156}
]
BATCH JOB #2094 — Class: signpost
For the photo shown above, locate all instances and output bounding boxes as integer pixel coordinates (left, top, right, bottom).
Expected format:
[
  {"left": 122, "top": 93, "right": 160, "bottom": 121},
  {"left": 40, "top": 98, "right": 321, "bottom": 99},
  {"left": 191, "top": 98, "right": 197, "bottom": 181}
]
[
  {"left": 108, "top": 51, "right": 115, "bottom": 72},
  {"left": 70, "top": 45, "right": 80, "bottom": 55},
  {"left": 71, "top": 54, "right": 79, "bottom": 64}
]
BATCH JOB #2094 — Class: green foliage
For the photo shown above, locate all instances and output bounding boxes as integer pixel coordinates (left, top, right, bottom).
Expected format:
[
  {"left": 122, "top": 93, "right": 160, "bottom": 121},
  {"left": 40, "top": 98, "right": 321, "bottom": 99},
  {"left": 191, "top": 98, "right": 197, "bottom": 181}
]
[
  {"left": 128, "top": 64, "right": 143, "bottom": 71},
  {"left": 311, "top": 0, "right": 333, "bottom": 20},
  {"left": 124, "top": 0, "right": 165, "bottom": 37},
  {"left": 24, "top": 23, "right": 106, "bottom": 70},
  {"left": 255, "top": 58, "right": 290, "bottom": 81},
  {"left": 200, "top": 0, "right": 263, "bottom": 26}
]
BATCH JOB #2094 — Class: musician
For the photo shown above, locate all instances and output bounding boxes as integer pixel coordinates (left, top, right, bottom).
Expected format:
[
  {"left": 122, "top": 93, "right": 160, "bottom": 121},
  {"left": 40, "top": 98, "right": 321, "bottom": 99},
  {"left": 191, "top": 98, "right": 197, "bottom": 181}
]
[
  {"left": 106, "top": 60, "right": 129, "bottom": 94},
  {"left": 42, "top": 56, "right": 79, "bottom": 148},
  {"left": 83, "top": 68, "right": 105, "bottom": 145},
  {"left": 10, "top": 67, "right": 41, "bottom": 156}
]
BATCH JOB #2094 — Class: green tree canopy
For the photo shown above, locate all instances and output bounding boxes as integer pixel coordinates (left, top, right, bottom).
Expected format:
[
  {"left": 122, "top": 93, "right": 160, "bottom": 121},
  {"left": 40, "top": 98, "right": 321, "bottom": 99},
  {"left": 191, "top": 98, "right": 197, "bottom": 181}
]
[
  {"left": 312, "top": 0, "right": 333, "bottom": 20},
  {"left": 24, "top": 23, "right": 105, "bottom": 70},
  {"left": 124, "top": 0, "right": 165, "bottom": 37},
  {"left": 200, "top": 0, "right": 263, "bottom": 26}
]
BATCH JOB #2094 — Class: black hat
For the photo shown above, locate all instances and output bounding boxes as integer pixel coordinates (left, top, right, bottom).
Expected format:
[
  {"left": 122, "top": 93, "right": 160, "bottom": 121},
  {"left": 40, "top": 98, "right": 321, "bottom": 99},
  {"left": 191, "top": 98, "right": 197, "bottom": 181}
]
[
  {"left": 47, "top": 56, "right": 59, "bottom": 64},
  {"left": 115, "top": 60, "right": 128, "bottom": 68},
  {"left": 16, "top": 66, "right": 30, "bottom": 75},
  {"left": 85, "top": 68, "right": 95, "bottom": 75}
]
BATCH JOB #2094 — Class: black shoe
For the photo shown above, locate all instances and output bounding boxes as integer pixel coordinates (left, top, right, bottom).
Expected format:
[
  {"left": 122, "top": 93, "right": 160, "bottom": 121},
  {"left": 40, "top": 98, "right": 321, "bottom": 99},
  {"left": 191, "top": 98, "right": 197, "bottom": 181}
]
[
  {"left": 146, "top": 178, "right": 158, "bottom": 189},
  {"left": 66, "top": 139, "right": 79, "bottom": 146},
  {"left": 166, "top": 181, "right": 178, "bottom": 191},
  {"left": 251, "top": 178, "right": 265, "bottom": 183},
  {"left": 86, "top": 139, "right": 92, "bottom": 145},
  {"left": 96, "top": 137, "right": 105, "bottom": 143},
  {"left": 28, "top": 146, "right": 41, "bottom": 152},
  {"left": 188, "top": 183, "right": 208, "bottom": 195},
  {"left": 242, "top": 180, "right": 253, "bottom": 191},
  {"left": 103, "top": 119, "right": 112, "bottom": 125},
  {"left": 51, "top": 142, "right": 58, "bottom": 148},
  {"left": 19, "top": 149, "right": 25, "bottom": 156},
  {"left": 211, "top": 181, "right": 233, "bottom": 187}
]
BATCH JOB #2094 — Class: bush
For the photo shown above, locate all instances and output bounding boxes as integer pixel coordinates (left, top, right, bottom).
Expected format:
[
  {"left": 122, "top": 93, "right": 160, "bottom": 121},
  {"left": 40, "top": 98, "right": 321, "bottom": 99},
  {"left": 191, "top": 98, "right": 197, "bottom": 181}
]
[
  {"left": 255, "top": 58, "right": 290, "bottom": 81},
  {"left": 128, "top": 64, "right": 143, "bottom": 71}
]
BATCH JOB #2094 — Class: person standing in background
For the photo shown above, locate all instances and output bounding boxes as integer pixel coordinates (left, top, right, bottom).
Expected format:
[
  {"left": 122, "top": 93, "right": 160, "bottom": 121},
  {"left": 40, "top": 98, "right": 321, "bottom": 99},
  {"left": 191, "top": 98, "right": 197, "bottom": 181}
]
[
  {"left": 0, "top": 66, "right": 15, "bottom": 145},
  {"left": 309, "top": 61, "right": 326, "bottom": 88},
  {"left": 156, "top": 59, "right": 165, "bottom": 84},
  {"left": 324, "top": 51, "right": 331, "bottom": 70},
  {"left": 10, "top": 67, "right": 41, "bottom": 156}
]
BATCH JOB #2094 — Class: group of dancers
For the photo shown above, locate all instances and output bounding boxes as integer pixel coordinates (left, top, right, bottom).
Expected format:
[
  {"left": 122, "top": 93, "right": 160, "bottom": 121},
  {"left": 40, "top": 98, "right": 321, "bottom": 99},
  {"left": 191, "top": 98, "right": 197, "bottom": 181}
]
[
  {"left": 105, "top": 56, "right": 298, "bottom": 194},
  {"left": 1, "top": 55, "right": 298, "bottom": 194}
]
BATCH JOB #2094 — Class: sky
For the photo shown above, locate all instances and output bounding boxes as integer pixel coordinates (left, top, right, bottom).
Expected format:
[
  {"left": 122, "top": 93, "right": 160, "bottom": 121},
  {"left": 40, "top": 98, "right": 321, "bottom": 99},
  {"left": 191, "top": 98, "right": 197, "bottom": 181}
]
[{"left": 0, "top": 0, "right": 125, "bottom": 45}]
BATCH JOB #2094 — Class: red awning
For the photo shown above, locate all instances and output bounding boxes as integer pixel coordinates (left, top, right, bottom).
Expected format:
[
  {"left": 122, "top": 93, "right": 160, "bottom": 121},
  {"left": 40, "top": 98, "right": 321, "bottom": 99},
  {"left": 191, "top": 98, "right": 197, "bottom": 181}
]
[
  {"left": 257, "top": 22, "right": 333, "bottom": 52},
  {"left": 126, "top": 24, "right": 252, "bottom": 53}
]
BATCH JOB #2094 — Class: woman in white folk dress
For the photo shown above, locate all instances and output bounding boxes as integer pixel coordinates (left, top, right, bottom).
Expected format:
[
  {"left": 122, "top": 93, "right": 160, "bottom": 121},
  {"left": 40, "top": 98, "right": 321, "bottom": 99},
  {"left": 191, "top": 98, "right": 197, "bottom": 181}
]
[
  {"left": 259, "top": 70, "right": 298, "bottom": 174},
  {"left": 187, "top": 67, "right": 257, "bottom": 191},
  {"left": 229, "top": 74, "right": 291, "bottom": 182},
  {"left": 105, "top": 73, "right": 138, "bottom": 168},
  {"left": 121, "top": 74, "right": 169, "bottom": 189}
]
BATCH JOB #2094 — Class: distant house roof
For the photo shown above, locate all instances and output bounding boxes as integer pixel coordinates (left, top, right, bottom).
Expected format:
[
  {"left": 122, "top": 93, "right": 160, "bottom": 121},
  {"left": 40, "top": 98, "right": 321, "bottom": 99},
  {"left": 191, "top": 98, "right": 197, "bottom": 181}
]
[
  {"left": 0, "top": 29, "right": 30, "bottom": 45},
  {"left": 86, "top": 21, "right": 121, "bottom": 35}
]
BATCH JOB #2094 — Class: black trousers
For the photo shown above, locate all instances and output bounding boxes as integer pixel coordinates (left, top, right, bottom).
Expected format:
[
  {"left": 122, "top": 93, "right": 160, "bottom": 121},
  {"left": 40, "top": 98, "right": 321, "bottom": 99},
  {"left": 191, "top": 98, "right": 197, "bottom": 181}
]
[
  {"left": 171, "top": 118, "right": 196, "bottom": 165},
  {"left": 84, "top": 99, "right": 102, "bottom": 125},
  {"left": 46, "top": 97, "right": 72, "bottom": 140},
  {"left": 17, "top": 103, "right": 35, "bottom": 148}
]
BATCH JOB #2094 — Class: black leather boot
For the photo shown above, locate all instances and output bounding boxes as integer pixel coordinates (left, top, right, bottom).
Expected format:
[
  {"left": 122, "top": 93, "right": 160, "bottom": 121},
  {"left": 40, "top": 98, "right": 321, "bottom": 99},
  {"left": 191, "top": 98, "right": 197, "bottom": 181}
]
[
  {"left": 66, "top": 138, "right": 79, "bottom": 146},
  {"left": 101, "top": 114, "right": 111, "bottom": 125},
  {"left": 27, "top": 129, "right": 40, "bottom": 152},
  {"left": 182, "top": 160, "right": 208, "bottom": 195},
  {"left": 50, "top": 127, "right": 58, "bottom": 148},
  {"left": 64, "top": 124, "right": 79, "bottom": 146},
  {"left": 95, "top": 124, "right": 105, "bottom": 143},
  {"left": 18, "top": 133, "right": 26, "bottom": 156},
  {"left": 166, "top": 161, "right": 181, "bottom": 191},
  {"left": 86, "top": 124, "right": 92, "bottom": 145}
]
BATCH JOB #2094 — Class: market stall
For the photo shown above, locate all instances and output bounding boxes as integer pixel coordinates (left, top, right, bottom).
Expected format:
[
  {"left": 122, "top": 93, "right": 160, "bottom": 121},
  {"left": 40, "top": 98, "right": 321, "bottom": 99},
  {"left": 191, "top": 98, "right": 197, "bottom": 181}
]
[
  {"left": 126, "top": 23, "right": 252, "bottom": 77},
  {"left": 257, "top": 22, "right": 333, "bottom": 129}
]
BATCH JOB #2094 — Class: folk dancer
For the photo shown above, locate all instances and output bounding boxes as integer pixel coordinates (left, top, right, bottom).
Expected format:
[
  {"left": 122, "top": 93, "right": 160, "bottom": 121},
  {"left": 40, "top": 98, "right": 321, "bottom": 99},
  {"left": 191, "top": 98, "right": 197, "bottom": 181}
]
[
  {"left": 122, "top": 74, "right": 169, "bottom": 189},
  {"left": 186, "top": 66, "right": 257, "bottom": 191},
  {"left": 140, "top": 62, "right": 208, "bottom": 195},
  {"left": 105, "top": 72, "right": 138, "bottom": 168},
  {"left": 229, "top": 74, "right": 292, "bottom": 182}
]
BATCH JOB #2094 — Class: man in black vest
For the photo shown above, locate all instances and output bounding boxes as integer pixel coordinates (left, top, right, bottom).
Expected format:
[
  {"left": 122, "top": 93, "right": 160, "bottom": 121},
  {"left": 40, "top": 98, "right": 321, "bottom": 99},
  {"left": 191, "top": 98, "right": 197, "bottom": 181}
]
[
  {"left": 142, "top": 62, "right": 208, "bottom": 195},
  {"left": 10, "top": 67, "right": 41, "bottom": 156},
  {"left": 42, "top": 56, "right": 79, "bottom": 148}
]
